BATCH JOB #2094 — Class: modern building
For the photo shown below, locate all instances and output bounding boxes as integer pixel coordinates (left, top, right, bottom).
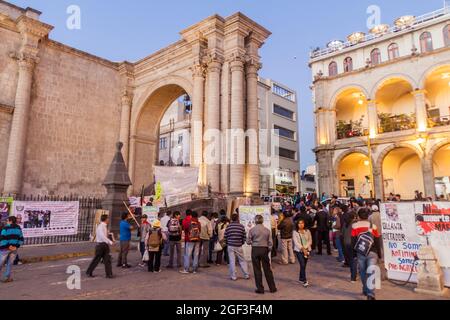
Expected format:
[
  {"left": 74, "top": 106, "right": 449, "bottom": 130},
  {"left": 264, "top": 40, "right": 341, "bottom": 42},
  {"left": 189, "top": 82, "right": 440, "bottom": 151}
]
[
  {"left": 310, "top": 5, "right": 450, "bottom": 200},
  {"left": 300, "top": 165, "right": 317, "bottom": 194},
  {"left": 157, "top": 77, "right": 301, "bottom": 196},
  {"left": 258, "top": 78, "right": 300, "bottom": 196}
]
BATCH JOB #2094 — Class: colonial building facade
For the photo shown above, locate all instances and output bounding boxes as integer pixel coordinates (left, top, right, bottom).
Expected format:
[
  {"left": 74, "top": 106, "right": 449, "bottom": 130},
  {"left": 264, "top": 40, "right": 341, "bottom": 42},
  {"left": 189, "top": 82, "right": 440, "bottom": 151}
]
[
  {"left": 310, "top": 5, "right": 450, "bottom": 200},
  {"left": 0, "top": 1, "right": 271, "bottom": 197}
]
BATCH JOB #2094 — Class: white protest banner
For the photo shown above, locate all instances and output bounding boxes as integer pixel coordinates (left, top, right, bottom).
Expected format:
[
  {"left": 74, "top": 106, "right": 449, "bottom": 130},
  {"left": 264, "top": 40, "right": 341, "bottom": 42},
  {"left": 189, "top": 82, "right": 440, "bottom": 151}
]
[
  {"left": 13, "top": 201, "right": 79, "bottom": 238},
  {"left": 381, "top": 202, "right": 450, "bottom": 287},
  {"left": 166, "top": 193, "right": 192, "bottom": 208},
  {"left": 239, "top": 205, "right": 272, "bottom": 261},
  {"left": 154, "top": 166, "right": 199, "bottom": 196},
  {"left": 142, "top": 206, "right": 159, "bottom": 225}
]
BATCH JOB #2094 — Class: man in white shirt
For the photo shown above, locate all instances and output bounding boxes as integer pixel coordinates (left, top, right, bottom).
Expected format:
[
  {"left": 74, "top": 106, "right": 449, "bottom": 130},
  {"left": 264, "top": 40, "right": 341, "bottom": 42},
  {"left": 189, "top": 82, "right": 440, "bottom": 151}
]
[
  {"left": 86, "top": 214, "right": 114, "bottom": 278},
  {"left": 160, "top": 211, "right": 171, "bottom": 256},
  {"left": 198, "top": 211, "right": 213, "bottom": 268}
]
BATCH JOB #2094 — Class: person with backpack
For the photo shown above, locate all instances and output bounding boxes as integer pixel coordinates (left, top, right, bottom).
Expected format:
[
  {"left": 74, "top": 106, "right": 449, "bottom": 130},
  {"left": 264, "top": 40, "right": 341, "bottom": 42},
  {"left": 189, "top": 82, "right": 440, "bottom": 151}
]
[
  {"left": 145, "top": 219, "right": 163, "bottom": 273},
  {"left": 199, "top": 211, "right": 213, "bottom": 268},
  {"left": 0, "top": 216, "right": 24, "bottom": 283},
  {"left": 180, "top": 211, "right": 201, "bottom": 274},
  {"left": 215, "top": 215, "right": 229, "bottom": 265},
  {"left": 351, "top": 208, "right": 382, "bottom": 300},
  {"left": 166, "top": 211, "right": 182, "bottom": 269},
  {"left": 224, "top": 214, "right": 250, "bottom": 281}
]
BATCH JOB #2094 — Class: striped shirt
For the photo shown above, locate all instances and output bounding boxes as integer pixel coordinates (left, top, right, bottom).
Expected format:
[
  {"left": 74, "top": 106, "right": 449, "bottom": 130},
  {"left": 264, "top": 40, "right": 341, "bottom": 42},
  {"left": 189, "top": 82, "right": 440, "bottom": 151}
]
[
  {"left": 224, "top": 222, "right": 246, "bottom": 247},
  {"left": 0, "top": 224, "right": 24, "bottom": 250}
]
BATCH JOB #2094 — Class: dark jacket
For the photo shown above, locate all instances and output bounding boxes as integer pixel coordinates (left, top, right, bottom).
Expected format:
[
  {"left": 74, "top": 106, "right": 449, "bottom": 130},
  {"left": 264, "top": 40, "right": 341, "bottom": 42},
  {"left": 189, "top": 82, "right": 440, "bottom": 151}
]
[
  {"left": 277, "top": 217, "right": 294, "bottom": 239},
  {"left": 314, "top": 210, "right": 331, "bottom": 232}
]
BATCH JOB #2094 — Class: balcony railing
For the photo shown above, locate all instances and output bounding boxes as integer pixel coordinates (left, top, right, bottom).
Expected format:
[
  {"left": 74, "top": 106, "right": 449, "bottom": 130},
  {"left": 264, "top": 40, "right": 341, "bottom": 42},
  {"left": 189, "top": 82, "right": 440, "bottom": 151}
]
[
  {"left": 378, "top": 113, "right": 416, "bottom": 133},
  {"left": 429, "top": 115, "right": 450, "bottom": 128},
  {"left": 336, "top": 120, "right": 368, "bottom": 140}
]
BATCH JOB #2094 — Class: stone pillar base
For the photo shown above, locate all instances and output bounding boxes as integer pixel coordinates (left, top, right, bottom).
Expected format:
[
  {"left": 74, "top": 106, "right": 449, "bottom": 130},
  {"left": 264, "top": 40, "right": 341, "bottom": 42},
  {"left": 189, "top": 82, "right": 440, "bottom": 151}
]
[
  {"left": 415, "top": 245, "right": 449, "bottom": 297},
  {"left": 414, "top": 287, "right": 449, "bottom": 297}
]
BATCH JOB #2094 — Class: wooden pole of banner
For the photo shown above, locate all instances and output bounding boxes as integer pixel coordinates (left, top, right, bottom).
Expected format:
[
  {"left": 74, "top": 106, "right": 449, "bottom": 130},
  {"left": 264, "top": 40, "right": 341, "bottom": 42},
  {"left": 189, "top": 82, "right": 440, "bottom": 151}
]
[{"left": 123, "top": 201, "right": 141, "bottom": 228}]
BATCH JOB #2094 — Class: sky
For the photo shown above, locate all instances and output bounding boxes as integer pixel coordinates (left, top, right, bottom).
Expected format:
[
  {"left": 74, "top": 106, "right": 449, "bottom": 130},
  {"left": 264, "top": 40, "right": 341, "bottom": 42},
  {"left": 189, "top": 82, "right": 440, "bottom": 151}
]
[{"left": 8, "top": 0, "right": 445, "bottom": 170}]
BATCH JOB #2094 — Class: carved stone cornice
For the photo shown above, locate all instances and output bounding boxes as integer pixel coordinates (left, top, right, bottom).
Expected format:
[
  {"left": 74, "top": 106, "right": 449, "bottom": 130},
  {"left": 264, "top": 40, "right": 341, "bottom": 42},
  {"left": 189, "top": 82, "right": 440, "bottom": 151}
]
[
  {"left": 16, "top": 15, "right": 53, "bottom": 39},
  {"left": 121, "top": 92, "right": 133, "bottom": 106}
]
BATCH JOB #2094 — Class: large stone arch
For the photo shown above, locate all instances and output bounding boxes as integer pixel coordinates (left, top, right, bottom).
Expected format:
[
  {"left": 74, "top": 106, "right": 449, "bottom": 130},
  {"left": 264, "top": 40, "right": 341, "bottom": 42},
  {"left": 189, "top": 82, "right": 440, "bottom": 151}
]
[
  {"left": 418, "top": 60, "right": 450, "bottom": 88},
  {"left": 370, "top": 73, "right": 418, "bottom": 98}
]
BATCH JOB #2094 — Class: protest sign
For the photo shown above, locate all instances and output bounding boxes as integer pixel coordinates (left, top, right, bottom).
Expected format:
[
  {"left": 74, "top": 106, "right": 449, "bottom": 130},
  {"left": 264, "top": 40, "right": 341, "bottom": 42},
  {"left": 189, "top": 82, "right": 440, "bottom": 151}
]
[
  {"left": 239, "top": 205, "right": 272, "bottom": 261},
  {"left": 381, "top": 202, "right": 450, "bottom": 287},
  {"left": 0, "top": 197, "right": 13, "bottom": 225},
  {"left": 142, "top": 206, "right": 159, "bottom": 225},
  {"left": 12, "top": 201, "right": 79, "bottom": 238},
  {"left": 166, "top": 193, "right": 192, "bottom": 208},
  {"left": 154, "top": 166, "right": 199, "bottom": 196}
]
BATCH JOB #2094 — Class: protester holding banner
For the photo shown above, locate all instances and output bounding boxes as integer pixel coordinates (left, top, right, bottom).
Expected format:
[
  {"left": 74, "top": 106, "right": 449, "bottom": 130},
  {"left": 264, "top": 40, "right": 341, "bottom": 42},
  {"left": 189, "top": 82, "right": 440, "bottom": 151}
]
[
  {"left": 247, "top": 215, "right": 277, "bottom": 294},
  {"left": 0, "top": 216, "right": 24, "bottom": 283},
  {"left": 86, "top": 214, "right": 114, "bottom": 279}
]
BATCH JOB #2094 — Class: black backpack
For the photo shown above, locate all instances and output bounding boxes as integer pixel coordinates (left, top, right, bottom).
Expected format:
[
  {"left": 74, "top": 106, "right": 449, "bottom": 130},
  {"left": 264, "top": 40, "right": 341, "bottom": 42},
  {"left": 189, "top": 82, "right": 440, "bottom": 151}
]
[{"left": 354, "top": 223, "right": 375, "bottom": 256}]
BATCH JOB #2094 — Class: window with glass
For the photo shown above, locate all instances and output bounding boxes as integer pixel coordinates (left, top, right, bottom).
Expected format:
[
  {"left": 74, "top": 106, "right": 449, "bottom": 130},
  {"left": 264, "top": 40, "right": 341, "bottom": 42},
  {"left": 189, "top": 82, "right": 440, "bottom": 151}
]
[
  {"left": 370, "top": 48, "right": 381, "bottom": 65},
  {"left": 160, "top": 137, "right": 167, "bottom": 150},
  {"left": 444, "top": 25, "right": 450, "bottom": 46},
  {"left": 177, "top": 134, "right": 183, "bottom": 145},
  {"left": 343, "top": 57, "right": 353, "bottom": 72},
  {"left": 274, "top": 125, "right": 295, "bottom": 140},
  {"left": 420, "top": 32, "right": 433, "bottom": 53},
  {"left": 272, "top": 84, "right": 296, "bottom": 102},
  {"left": 388, "top": 43, "right": 399, "bottom": 60},
  {"left": 273, "top": 104, "right": 294, "bottom": 120},
  {"left": 277, "top": 147, "right": 296, "bottom": 160},
  {"left": 328, "top": 61, "right": 338, "bottom": 76}
]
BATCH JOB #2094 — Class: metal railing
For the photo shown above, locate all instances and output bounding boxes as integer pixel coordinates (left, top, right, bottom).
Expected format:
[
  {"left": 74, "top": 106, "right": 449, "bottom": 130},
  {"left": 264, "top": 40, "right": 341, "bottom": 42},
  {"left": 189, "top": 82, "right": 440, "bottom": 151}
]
[
  {"left": 378, "top": 114, "right": 416, "bottom": 133},
  {"left": 336, "top": 122, "right": 368, "bottom": 140},
  {"left": 310, "top": 5, "right": 450, "bottom": 59},
  {"left": 5, "top": 194, "right": 102, "bottom": 246}
]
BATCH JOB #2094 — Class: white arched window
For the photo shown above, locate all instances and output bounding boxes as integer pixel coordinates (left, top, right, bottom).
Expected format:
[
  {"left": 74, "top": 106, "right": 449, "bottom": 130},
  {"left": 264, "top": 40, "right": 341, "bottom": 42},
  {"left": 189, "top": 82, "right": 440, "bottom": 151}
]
[
  {"left": 371, "top": 48, "right": 381, "bottom": 65},
  {"left": 343, "top": 57, "right": 353, "bottom": 73},
  {"left": 329, "top": 61, "right": 338, "bottom": 76},
  {"left": 388, "top": 43, "right": 399, "bottom": 60},
  {"left": 420, "top": 32, "right": 433, "bottom": 53}
]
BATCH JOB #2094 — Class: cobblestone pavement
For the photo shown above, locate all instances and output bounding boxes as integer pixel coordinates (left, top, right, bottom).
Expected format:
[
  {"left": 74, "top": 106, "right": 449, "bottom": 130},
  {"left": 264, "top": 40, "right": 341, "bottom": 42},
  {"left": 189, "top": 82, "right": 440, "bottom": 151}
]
[{"left": 1, "top": 250, "right": 448, "bottom": 300}]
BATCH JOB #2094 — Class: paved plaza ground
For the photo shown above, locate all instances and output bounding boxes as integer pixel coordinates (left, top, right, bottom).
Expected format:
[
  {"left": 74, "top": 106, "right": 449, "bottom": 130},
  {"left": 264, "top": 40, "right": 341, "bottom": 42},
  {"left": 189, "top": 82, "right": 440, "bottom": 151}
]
[{"left": 1, "top": 246, "right": 448, "bottom": 300}]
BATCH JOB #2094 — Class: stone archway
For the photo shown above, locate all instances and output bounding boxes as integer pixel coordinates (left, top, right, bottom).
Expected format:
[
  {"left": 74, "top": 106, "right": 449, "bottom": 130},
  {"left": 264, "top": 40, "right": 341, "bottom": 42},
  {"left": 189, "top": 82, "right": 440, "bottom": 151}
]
[
  {"left": 119, "top": 13, "right": 271, "bottom": 196},
  {"left": 335, "top": 150, "right": 373, "bottom": 198}
]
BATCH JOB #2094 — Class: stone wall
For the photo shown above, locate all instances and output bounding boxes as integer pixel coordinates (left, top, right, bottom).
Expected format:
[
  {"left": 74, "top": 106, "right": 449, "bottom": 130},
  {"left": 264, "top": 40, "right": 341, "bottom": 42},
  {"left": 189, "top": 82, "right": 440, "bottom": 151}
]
[
  {"left": 0, "top": 111, "right": 12, "bottom": 193},
  {"left": 21, "top": 41, "right": 122, "bottom": 197}
]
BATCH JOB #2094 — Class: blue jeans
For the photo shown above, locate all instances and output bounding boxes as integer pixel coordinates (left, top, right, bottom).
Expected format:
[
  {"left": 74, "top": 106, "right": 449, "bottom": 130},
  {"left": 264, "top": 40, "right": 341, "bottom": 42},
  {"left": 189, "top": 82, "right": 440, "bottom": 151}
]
[
  {"left": 0, "top": 250, "right": 17, "bottom": 280},
  {"left": 335, "top": 236, "right": 344, "bottom": 262},
  {"left": 162, "top": 232, "right": 170, "bottom": 256},
  {"left": 295, "top": 251, "right": 308, "bottom": 282},
  {"left": 357, "top": 252, "right": 378, "bottom": 298},
  {"left": 227, "top": 246, "right": 249, "bottom": 280},
  {"left": 184, "top": 242, "right": 200, "bottom": 272}
]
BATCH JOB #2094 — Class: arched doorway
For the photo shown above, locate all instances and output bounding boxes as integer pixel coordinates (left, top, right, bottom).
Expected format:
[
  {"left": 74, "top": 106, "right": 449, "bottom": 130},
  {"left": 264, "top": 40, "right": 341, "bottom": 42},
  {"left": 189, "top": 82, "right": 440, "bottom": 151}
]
[
  {"left": 337, "top": 153, "right": 372, "bottom": 198},
  {"left": 158, "top": 94, "right": 192, "bottom": 167},
  {"left": 433, "top": 143, "right": 450, "bottom": 200},
  {"left": 423, "top": 65, "right": 450, "bottom": 128},
  {"left": 382, "top": 147, "right": 424, "bottom": 200},
  {"left": 131, "top": 83, "right": 193, "bottom": 194}
]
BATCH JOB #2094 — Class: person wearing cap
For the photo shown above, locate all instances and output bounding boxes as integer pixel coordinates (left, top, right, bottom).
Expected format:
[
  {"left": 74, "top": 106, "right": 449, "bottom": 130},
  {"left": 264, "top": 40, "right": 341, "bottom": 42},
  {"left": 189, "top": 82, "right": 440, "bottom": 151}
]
[
  {"left": 138, "top": 214, "right": 151, "bottom": 267},
  {"left": 145, "top": 219, "right": 163, "bottom": 273}
]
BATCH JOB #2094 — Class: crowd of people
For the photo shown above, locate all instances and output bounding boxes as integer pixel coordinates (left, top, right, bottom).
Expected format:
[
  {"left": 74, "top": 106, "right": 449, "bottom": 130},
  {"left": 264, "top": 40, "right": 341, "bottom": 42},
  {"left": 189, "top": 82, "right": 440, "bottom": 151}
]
[{"left": 86, "top": 194, "right": 384, "bottom": 300}]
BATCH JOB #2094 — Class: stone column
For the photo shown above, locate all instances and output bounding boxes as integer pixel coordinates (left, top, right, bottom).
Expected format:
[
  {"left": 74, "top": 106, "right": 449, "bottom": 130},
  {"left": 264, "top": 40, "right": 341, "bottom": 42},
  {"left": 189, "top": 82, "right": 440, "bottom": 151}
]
[
  {"left": 245, "top": 60, "right": 261, "bottom": 195},
  {"left": 205, "top": 58, "right": 222, "bottom": 193},
  {"left": 413, "top": 90, "right": 428, "bottom": 132},
  {"left": 229, "top": 55, "right": 245, "bottom": 195},
  {"left": 220, "top": 62, "right": 230, "bottom": 194},
  {"left": 191, "top": 64, "right": 206, "bottom": 185},
  {"left": 3, "top": 56, "right": 35, "bottom": 195},
  {"left": 373, "top": 167, "right": 384, "bottom": 201},
  {"left": 316, "top": 109, "right": 328, "bottom": 146},
  {"left": 422, "top": 159, "right": 435, "bottom": 198},
  {"left": 367, "top": 100, "right": 379, "bottom": 138},
  {"left": 316, "top": 149, "right": 334, "bottom": 196},
  {"left": 119, "top": 94, "right": 132, "bottom": 165}
]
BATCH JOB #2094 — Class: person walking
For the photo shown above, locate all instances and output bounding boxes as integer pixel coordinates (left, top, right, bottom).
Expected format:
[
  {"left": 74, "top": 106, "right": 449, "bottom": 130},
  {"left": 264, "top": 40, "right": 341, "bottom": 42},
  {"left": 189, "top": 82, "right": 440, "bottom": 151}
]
[
  {"left": 146, "top": 219, "right": 163, "bottom": 273},
  {"left": 247, "top": 215, "right": 277, "bottom": 294},
  {"left": 215, "top": 215, "right": 229, "bottom": 265},
  {"left": 117, "top": 212, "right": 134, "bottom": 268},
  {"left": 138, "top": 214, "right": 151, "bottom": 267},
  {"left": 180, "top": 211, "right": 201, "bottom": 274},
  {"left": 224, "top": 214, "right": 250, "bottom": 281},
  {"left": 293, "top": 219, "right": 312, "bottom": 287},
  {"left": 199, "top": 211, "right": 213, "bottom": 268},
  {"left": 277, "top": 212, "right": 295, "bottom": 264},
  {"left": 86, "top": 214, "right": 114, "bottom": 279},
  {"left": 314, "top": 204, "right": 331, "bottom": 255},
  {"left": 352, "top": 208, "right": 382, "bottom": 300},
  {"left": 166, "top": 211, "right": 182, "bottom": 269},
  {"left": 0, "top": 216, "right": 24, "bottom": 283},
  {"left": 160, "top": 211, "right": 171, "bottom": 257}
]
